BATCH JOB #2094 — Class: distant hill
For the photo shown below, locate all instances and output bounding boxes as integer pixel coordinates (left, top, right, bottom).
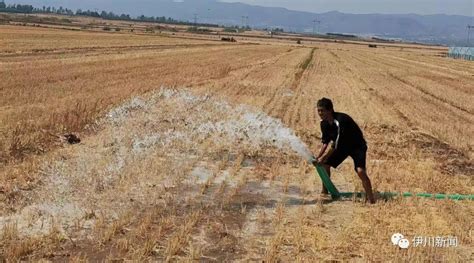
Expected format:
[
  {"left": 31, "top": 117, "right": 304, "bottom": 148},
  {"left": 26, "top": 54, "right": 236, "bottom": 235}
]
[{"left": 10, "top": 0, "right": 474, "bottom": 45}]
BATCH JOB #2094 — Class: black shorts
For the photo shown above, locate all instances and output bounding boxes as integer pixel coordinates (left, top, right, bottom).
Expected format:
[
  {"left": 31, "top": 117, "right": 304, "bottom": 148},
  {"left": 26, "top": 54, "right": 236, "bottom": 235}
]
[{"left": 324, "top": 146, "right": 367, "bottom": 170}]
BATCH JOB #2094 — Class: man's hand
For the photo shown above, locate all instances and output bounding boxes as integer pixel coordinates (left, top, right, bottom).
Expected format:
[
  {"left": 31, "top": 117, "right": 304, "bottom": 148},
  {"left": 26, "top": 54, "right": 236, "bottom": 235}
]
[
  {"left": 314, "top": 143, "right": 330, "bottom": 167},
  {"left": 310, "top": 156, "right": 323, "bottom": 166},
  {"left": 317, "top": 156, "right": 326, "bottom": 165}
]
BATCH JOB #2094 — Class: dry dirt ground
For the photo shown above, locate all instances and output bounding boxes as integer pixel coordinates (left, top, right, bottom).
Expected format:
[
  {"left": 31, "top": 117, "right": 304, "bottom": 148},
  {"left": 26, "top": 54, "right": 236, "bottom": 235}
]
[{"left": 0, "top": 24, "right": 473, "bottom": 261}]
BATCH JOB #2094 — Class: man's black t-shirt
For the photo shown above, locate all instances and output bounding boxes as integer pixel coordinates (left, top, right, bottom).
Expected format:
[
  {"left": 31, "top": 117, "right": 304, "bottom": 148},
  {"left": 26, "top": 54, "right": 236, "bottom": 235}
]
[{"left": 320, "top": 112, "right": 366, "bottom": 152}]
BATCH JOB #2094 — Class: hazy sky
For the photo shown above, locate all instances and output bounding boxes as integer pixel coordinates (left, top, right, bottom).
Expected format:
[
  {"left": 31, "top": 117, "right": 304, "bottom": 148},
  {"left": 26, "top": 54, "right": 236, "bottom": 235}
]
[
  {"left": 7, "top": 0, "right": 474, "bottom": 16},
  {"left": 220, "top": 0, "right": 474, "bottom": 16}
]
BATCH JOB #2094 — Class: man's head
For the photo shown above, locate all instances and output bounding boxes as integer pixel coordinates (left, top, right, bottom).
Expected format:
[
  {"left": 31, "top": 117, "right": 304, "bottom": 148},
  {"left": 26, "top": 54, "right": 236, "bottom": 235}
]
[{"left": 316, "top": 97, "right": 334, "bottom": 121}]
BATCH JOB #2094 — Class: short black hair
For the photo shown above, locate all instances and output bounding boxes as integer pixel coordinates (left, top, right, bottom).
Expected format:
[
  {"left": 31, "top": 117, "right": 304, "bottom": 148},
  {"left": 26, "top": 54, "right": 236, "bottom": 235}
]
[{"left": 317, "top": 97, "right": 334, "bottom": 112}]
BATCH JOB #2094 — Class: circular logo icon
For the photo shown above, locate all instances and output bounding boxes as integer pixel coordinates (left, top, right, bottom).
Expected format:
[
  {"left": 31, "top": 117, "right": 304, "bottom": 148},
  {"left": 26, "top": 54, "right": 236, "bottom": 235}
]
[
  {"left": 391, "top": 233, "right": 404, "bottom": 245},
  {"left": 398, "top": 238, "right": 410, "bottom": 249}
]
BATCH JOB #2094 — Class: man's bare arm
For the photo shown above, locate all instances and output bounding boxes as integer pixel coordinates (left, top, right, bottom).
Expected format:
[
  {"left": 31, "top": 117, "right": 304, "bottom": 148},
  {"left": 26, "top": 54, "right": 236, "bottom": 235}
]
[
  {"left": 312, "top": 143, "right": 331, "bottom": 166},
  {"left": 316, "top": 143, "right": 329, "bottom": 160},
  {"left": 320, "top": 145, "right": 335, "bottom": 162}
]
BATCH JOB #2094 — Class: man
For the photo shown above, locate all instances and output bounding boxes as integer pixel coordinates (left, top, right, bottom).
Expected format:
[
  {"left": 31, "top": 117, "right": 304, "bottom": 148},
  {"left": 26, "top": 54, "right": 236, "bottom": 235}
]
[{"left": 312, "top": 98, "right": 376, "bottom": 204}]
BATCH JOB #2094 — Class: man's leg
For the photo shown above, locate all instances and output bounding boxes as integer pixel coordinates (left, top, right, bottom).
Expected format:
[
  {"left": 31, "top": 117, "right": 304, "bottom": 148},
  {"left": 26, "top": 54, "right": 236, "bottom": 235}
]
[
  {"left": 355, "top": 167, "right": 375, "bottom": 204},
  {"left": 321, "top": 164, "right": 331, "bottom": 194}
]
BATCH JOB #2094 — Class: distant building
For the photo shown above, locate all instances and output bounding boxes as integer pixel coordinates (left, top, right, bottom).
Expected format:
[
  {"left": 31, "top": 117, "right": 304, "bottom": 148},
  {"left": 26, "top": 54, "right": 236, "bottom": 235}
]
[{"left": 448, "top": 47, "right": 474, "bottom": 61}]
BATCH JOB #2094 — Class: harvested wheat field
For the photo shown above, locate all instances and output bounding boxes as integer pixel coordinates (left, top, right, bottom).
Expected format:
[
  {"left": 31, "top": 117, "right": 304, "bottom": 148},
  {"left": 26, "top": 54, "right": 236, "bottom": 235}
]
[{"left": 0, "top": 24, "right": 473, "bottom": 261}]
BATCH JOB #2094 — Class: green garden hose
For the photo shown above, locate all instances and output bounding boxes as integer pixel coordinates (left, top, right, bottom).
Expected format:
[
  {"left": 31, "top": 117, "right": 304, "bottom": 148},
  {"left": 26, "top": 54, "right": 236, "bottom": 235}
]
[
  {"left": 314, "top": 165, "right": 474, "bottom": 201},
  {"left": 315, "top": 164, "right": 340, "bottom": 199}
]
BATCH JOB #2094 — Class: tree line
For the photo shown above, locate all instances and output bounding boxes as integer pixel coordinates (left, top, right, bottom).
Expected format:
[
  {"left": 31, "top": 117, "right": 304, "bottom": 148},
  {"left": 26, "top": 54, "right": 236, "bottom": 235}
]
[{"left": 0, "top": 1, "right": 219, "bottom": 27}]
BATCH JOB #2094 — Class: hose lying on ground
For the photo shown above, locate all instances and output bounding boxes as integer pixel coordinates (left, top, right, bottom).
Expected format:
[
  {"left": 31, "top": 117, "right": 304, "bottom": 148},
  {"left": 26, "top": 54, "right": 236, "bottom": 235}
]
[{"left": 315, "top": 165, "right": 474, "bottom": 201}]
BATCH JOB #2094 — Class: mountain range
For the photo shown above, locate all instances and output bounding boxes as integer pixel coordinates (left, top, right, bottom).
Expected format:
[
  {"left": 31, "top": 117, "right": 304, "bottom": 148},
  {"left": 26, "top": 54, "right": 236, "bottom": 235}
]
[{"left": 9, "top": 0, "right": 474, "bottom": 45}]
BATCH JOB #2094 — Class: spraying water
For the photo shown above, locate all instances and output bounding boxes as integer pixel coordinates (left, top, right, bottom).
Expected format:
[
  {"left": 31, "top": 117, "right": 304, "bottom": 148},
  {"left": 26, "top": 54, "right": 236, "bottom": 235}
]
[
  {"left": 113, "top": 87, "right": 315, "bottom": 161},
  {"left": 0, "top": 87, "right": 315, "bottom": 238},
  {"left": 101, "top": 87, "right": 315, "bottom": 174},
  {"left": 197, "top": 108, "right": 314, "bottom": 161},
  {"left": 152, "top": 88, "right": 316, "bottom": 161}
]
